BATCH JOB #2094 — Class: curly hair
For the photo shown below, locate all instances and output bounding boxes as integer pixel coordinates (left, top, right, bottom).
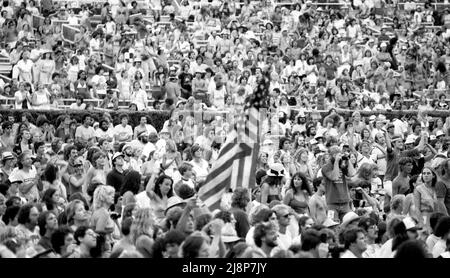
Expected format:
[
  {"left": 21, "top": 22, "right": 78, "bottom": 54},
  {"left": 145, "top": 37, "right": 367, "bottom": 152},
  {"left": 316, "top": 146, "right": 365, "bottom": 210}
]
[
  {"left": 231, "top": 188, "right": 250, "bottom": 210},
  {"left": 92, "top": 185, "right": 115, "bottom": 210}
]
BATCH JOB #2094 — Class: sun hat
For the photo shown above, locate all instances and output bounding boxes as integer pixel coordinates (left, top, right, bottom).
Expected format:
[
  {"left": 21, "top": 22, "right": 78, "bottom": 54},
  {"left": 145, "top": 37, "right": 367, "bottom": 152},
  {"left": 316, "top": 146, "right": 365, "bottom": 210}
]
[
  {"left": 323, "top": 218, "right": 339, "bottom": 228},
  {"left": 1, "top": 151, "right": 14, "bottom": 161},
  {"left": 266, "top": 163, "right": 285, "bottom": 177},
  {"left": 164, "top": 196, "right": 186, "bottom": 215},
  {"left": 341, "top": 212, "right": 361, "bottom": 229},
  {"left": 221, "top": 223, "right": 241, "bottom": 243}
]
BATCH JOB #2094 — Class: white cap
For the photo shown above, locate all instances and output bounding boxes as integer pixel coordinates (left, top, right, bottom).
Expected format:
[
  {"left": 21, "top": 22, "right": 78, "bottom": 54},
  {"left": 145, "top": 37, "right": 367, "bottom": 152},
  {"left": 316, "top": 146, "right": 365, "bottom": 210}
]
[
  {"left": 436, "top": 130, "right": 445, "bottom": 137},
  {"left": 341, "top": 212, "right": 360, "bottom": 228}
]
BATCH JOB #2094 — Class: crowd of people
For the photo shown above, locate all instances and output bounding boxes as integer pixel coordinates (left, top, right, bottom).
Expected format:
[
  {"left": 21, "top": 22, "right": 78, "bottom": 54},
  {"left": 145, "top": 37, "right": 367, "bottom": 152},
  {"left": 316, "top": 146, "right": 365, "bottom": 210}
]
[{"left": 2, "top": 0, "right": 450, "bottom": 259}]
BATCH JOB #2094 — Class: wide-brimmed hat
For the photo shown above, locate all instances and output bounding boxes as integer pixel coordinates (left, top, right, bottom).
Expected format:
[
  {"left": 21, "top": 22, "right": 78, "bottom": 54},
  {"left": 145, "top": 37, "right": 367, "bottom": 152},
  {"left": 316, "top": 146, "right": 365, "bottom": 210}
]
[
  {"left": 436, "top": 130, "right": 445, "bottom": 138},
  {"left": 164, "top": 196, "right": 186, "bottom": 215},
  {"left": 221, "top": 223, "right": 241, "bottom": 243},
  {"left": 2, "top": 151, "right": 14, "bottom": 161},
  {"left": 266, "top": 163, "right": 285, "bottom": 177},
  {"left": 323, "top": 218, "right": 339, "bottom": 228},
  {"left": 341, "top": 212, "right": 361, "bottom": 229}
]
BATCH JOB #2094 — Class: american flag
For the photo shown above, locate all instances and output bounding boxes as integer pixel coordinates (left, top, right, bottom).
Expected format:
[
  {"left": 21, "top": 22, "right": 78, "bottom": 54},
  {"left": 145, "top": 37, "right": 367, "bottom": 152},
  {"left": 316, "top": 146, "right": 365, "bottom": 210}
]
[{"left": 198, "top": 75, "right": 268, "bottom": 211}]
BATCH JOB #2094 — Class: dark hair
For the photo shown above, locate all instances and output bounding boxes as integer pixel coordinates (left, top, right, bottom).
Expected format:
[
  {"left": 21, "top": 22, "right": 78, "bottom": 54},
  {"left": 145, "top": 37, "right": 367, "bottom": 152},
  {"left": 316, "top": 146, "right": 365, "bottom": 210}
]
[
  {"left": 430, "top": 212, "right": 446, "bottom": 234},
  {"left": 64, "top": 145, "right": 78, "bottom": 161},
  {"left": 225, "top": 242, "right": 249, "bottom": 258},
  {"left": 376, "top": 221, "right": 387, "bottom": 244},
  {"left": 120, "top": 170, "right": 141, "bottom": 196},
  {"left": 42, "top": 164, "right": 59, "bottom": 184},
  {"left": 74, "top": 226, "right": 90, "bottom": 245},
  {"left": 181, "top": 235, "right": 205, "bottom": 258},
  {"left": 41, "top": 188, "right": 57, "bottom": 211},
  {"left": 421, "top": 167, "right": 438, "bottom": 187},
  {"left": 195, "top": 214, "right": 212, "bottom": 231},
  {"left": 343, "top": 227, "right": 365, "bottom": 249},
  {"left": 312, "top": 177, "right": 323, "bottom": 192},
  {"left": 121, "top": 217, "right": 133, "bottom": 236},
  {"left": 17, "top": 204, "right": 36, "bottom": 225},
  {"left": 251, "top": 208, "right": 274, "bottom": 225},
  {"left": 391, "top": 221, "right": 409, "bottom": 251},
  {"left": 90, "top": 232, "right": 107, "bottom": 258},
  {"left": 178, "top": 162, "right": 193, "bottom": 176},
  {"left": 357, "top": 217, "right": 377, "bottom": 233},
  {"left": 231, "top": 188, "right": 250, "bottom": 210},
  {"left": 434, "top": 216, "right": 450, "bottom": 238},
  {"left": 38, "top": 211, "right": 54, "bottom": 236},
  {"left": 2, "top": 205, "right": 20, "bottom": 225},
  {"left": 279, "top": 137, "right": 291, "bottom": 150},
  {"left": 164, "top": 230, "right": 186, "bottom": 246},
  {"left": 153, "top": 175, "right": 174, "bottom": 199},
  {"left": 214, "top": 210, "right": 232, "bottom": 223},
  {"left": 119, "top": 113, "right": 129, "bottom": 121},
  {"left": 253, "top": 222, "right": 277, "bottom": 248},
  {"left": 398, "top": 157, "right": 414, "bottom": 170},
  {"left": 120, "top": 202, "right": 135, "bottom": 219},
  {"left": 394, "top": 240, "right": 428, "bottom": 258},
  {"left": 301, "top": 229, "right": 321, "bottom": 252},
  {"left": 289, "top": 172, "right": 312, "bottom": 195},
  {"left": 51, "top": 226, "right": 74, "bottom": 255}
]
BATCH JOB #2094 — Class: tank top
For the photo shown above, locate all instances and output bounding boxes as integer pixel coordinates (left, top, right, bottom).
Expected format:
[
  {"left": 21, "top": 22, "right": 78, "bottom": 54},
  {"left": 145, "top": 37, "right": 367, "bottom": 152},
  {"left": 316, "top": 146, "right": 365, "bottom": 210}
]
[{"left": 416, "top": 185, "right": 436, "bottom": 213}]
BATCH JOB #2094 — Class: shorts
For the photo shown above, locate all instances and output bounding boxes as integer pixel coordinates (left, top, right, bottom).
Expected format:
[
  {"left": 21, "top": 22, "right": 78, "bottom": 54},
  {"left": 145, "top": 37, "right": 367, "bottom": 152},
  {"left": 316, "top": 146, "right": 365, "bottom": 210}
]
[{"left": 328, "top": 202, "right": 351, "bottom": 222}]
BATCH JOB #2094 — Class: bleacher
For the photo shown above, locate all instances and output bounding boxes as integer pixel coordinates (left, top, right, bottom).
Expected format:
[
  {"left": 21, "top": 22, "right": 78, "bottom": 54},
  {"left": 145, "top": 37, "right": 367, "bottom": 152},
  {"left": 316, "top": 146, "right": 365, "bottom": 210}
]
[{"left": 2, "top": 0, "right": 450, "bottom": 112}]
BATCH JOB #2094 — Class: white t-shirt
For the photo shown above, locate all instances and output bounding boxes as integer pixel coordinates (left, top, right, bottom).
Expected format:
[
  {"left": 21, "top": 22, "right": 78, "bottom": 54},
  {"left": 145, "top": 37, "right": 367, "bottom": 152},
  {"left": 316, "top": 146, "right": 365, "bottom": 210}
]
[
  {"left": 10, "top": 166, "right": 38, "bottom": 202},
  {"left": 190, "top": 159, "right": 209, "bottom": 181},
  {"left": 75, "top": 125, "right": 96, "bottom": 142},
  {"left": 114, "top": 124, "right": 133, "bottom": 142}
]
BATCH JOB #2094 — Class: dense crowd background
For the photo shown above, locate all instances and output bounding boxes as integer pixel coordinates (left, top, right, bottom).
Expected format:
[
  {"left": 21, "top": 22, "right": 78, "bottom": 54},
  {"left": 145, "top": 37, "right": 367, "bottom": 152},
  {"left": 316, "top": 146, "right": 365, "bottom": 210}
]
[{"left": 1, "top": 0, "right": 450, "bottom": 258}]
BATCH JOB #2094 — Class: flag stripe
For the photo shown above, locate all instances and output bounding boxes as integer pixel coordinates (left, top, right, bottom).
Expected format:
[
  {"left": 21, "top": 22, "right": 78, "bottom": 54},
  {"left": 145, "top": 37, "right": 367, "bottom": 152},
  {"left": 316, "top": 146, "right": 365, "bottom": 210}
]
[
  {"left": 199, "top": 168, "right": 232, "bottom": 201},
  {"left": 199, "top": 105, "right": 261, "bottom": 210},
  {"left": 198, "top": 143, "right": 250, "bottom": 197}
]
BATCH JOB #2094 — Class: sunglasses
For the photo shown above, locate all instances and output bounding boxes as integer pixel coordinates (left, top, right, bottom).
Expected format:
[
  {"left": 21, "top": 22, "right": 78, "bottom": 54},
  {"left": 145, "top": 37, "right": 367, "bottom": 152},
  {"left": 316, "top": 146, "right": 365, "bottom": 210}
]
[{"left": 74, "top": 164, "right": 83, "bottom": 167}]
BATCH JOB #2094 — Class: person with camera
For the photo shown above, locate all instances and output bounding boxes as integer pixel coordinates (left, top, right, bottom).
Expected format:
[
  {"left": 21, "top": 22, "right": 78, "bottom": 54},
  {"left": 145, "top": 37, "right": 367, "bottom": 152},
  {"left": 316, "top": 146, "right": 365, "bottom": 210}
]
[{"left": 322, "top": 145, "right": 356, "bottom": 222}]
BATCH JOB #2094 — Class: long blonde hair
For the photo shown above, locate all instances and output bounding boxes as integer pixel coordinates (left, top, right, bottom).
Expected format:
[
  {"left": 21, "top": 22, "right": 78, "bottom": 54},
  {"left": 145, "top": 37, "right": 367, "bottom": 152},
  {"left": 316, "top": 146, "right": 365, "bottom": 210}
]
[{"left": 130, "top": 208, "right": 155, "bottom": 244}]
